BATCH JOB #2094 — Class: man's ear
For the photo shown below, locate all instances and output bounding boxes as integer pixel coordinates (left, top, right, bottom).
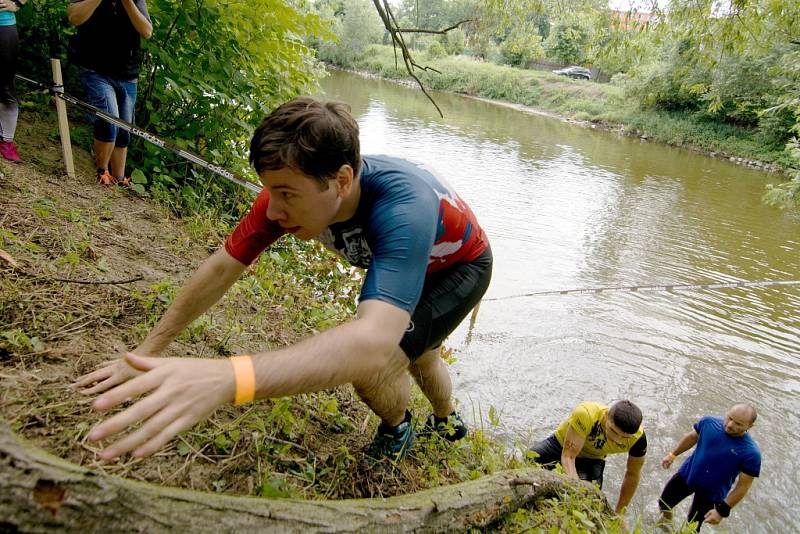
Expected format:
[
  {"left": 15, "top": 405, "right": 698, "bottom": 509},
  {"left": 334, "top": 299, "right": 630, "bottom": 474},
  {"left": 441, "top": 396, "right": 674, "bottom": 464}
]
[{"left": 334, "top": 164, "right": 354, "bottom": 197}]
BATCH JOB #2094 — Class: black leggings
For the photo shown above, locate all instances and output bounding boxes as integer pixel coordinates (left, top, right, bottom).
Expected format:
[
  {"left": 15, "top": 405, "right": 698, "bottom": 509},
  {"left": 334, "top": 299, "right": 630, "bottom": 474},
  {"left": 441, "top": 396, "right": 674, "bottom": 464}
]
[
  {"left": 0, "top": 25, "right": 17, "bottom": 105},
  {"left": 658, "top": 472, "right": 714, "bottom": 531},
  {"left": 0, "top": 24, "right": 19, "bottom": 141}
]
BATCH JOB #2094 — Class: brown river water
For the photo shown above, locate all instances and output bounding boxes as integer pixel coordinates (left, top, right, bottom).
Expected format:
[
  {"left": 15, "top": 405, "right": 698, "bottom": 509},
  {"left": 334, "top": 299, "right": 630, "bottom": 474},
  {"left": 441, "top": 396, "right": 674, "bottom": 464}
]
[{"left": 319, "top": 69, "right": 800, "bottom": 532}]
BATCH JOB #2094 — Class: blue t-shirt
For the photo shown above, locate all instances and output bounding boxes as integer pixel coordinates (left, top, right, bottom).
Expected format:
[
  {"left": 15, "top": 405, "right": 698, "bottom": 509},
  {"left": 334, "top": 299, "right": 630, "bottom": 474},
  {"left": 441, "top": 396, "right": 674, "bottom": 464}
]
[
  {"left": 225, "top": 155, "right": 488, "bottom": 314},
  {"left": 679, "top": 416, "right": 761, "bottom": 502},
  {"left": 0, "top": 12, "right": 15, "bottom": 26}
]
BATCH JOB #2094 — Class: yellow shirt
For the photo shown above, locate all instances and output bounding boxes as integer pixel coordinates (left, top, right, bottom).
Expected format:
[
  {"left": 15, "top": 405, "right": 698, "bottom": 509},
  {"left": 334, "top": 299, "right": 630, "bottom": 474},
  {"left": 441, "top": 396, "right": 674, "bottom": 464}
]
[{"left": 555, "top": 402, "right": 644, "bottom": 460}]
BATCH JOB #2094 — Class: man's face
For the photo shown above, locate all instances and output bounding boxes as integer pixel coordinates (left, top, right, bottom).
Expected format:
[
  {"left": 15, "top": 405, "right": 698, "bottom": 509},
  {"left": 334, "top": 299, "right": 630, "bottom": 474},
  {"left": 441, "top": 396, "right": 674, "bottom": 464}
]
[
  {"left": 723, "top": 408, "right": 753, "bottom": 437},
  {"left": 604, "top": 417, "right": 635, "bottom": 446},
  {"left": 260, "top": 167, "right": 341, "bottom": 241}
]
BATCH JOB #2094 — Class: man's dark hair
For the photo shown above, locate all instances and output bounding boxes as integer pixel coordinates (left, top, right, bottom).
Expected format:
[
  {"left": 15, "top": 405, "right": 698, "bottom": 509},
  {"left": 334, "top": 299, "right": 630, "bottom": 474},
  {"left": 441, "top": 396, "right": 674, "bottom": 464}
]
[
  {"left": 249, "top": 97, "right": 361, "bottom": 188},
  {"left": 609, "top": 400, "right": 642, "bottom": 434}
]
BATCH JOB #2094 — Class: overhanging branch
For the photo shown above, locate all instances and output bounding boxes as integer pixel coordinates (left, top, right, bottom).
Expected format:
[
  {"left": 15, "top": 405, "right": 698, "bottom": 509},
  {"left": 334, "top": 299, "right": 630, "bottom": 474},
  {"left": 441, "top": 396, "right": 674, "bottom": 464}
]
[
  {"left": 371, "top": 0, "right": 475, "bottom": 118},
  {"left": 395, "top": 19, "right": 475, "bottom": 35}
]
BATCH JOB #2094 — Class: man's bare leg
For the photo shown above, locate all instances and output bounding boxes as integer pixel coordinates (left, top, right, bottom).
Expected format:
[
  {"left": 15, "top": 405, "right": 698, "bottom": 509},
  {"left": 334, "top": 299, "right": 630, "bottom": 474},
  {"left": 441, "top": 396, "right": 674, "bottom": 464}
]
[
  {"left": 409, "top": 347, "right": 454, "bottom": 418},
  {"left": 352, "top": 346, "right": 411, "bottom": 427}
]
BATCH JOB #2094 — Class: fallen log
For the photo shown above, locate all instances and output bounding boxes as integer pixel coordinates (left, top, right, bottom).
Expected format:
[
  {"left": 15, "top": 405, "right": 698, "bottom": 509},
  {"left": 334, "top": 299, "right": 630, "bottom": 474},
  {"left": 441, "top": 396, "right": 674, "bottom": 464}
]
[{"left": 0, "top": 421, "right": 606, "bottom": 533}]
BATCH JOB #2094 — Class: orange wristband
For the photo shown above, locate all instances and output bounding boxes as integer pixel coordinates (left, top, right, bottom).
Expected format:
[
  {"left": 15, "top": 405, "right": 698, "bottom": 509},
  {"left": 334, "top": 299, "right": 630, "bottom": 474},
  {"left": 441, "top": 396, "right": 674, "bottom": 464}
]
[{"left": 229, "top": 355, "right": 255, "bottom": 405}]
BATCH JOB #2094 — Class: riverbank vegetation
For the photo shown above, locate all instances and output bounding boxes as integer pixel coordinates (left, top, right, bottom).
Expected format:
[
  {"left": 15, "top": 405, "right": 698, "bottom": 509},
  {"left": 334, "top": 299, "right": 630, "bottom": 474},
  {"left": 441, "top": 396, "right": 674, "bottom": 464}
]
[{"left": 315, "top": 0, "right": 800, "bottom": 209}]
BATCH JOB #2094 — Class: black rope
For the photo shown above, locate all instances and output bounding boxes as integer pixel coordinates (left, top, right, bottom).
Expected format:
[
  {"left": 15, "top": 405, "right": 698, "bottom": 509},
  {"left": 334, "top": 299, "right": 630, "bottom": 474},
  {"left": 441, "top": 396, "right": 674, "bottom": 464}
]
[{"left": 484, "top": 279, "right": 800, "bottom": 301}]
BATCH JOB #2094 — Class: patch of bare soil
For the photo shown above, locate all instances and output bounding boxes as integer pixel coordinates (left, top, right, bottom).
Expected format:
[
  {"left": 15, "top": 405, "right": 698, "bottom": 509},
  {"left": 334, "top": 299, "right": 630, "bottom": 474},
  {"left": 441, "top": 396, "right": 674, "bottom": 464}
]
[{"left": 0, "top": 111, "right": 443, "bottom": 501}]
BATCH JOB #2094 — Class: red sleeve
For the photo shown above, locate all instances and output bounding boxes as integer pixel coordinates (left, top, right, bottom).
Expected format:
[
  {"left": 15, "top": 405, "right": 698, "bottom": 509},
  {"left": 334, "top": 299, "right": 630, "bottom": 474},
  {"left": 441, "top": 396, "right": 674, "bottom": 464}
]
[{"left": 224, "top": 189, "right": 285, "bottom": 265}]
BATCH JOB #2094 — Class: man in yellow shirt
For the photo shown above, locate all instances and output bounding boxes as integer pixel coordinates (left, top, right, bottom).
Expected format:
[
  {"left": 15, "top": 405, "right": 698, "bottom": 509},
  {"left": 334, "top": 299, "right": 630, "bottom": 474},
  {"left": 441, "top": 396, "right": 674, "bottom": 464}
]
[{"left": 529, "top": 400, "right": 647, "bottom": 514}]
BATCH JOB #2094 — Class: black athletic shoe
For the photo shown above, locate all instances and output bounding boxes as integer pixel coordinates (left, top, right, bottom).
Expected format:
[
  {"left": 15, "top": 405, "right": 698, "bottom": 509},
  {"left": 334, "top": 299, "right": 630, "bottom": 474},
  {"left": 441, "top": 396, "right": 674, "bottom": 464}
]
[
  {"left": 366, "top": 410, "right": 415, "bottom": 460},
  {"left": 422, "top": 411, "right": 468, "bottom": 441}
]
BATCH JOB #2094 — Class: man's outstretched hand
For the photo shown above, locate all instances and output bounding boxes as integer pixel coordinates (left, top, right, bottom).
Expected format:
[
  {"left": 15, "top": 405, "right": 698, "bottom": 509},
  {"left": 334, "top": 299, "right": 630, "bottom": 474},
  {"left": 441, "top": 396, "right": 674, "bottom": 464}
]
[
  {"left": 86, "top": 353, "right": 235, "bottom": 461},
  {"left": 72, "top": 354, "right": 146, "bottom": 395}
]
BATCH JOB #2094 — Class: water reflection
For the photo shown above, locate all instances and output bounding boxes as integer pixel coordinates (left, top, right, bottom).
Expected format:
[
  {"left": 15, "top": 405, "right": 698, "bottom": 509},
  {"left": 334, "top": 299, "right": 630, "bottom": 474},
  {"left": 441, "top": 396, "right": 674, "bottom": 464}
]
[{"left": 319, "top": 69, "right": 800, "bottom": 532}]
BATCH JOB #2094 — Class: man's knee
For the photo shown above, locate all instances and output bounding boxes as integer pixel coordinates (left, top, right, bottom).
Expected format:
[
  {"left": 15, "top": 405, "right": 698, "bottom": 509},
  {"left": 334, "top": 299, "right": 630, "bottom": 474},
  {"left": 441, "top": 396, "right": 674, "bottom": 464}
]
[
  {"left": 352, "top": 346, "right": 410, "bottom": 397},
  {"left": 93, "top": 121, "right": 117, "bottom": 144},
  {"left": 409, "top": 347, "right": 441, "bottom": 378}
]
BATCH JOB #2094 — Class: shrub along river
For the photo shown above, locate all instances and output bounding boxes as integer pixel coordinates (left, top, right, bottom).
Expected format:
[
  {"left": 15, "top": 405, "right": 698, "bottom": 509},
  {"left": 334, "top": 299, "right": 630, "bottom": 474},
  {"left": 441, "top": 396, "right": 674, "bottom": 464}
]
[{"left": 319, "top": 69, "right": 800, "bottom": 531}]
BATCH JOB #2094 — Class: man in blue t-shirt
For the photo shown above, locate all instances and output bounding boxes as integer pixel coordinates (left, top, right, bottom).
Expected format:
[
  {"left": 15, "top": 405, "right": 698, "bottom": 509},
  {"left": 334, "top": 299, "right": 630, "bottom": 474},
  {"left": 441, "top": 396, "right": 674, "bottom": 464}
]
[
  {"left": 659, "top": 403, "right": 761, "bottom": 531},
  {"left": 72, "top": 97, "right": 492, "bottom": 463}
]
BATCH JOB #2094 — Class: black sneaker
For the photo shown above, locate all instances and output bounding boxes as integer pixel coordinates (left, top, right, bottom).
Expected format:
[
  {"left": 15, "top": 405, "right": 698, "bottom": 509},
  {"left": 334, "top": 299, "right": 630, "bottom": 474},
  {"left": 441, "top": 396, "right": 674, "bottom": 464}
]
[
  {"left": 422, "top": 411, "right": 468, "bottom": 442},
  {"left": 366, "top": 410, "right": 415, "bottom": 460}
]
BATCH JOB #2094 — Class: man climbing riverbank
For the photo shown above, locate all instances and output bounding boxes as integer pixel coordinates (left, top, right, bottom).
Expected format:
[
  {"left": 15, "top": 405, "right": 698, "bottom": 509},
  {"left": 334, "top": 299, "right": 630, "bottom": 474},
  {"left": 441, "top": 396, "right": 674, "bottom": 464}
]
[
  {"left": 659, "top": 403, "right": 761, "bottom": 531},
  {"left": 528, "top": 400, "right": 647, "bottom": 515},
  {"left": 72, "top": 96, "right": 492, "bottom": 462}
]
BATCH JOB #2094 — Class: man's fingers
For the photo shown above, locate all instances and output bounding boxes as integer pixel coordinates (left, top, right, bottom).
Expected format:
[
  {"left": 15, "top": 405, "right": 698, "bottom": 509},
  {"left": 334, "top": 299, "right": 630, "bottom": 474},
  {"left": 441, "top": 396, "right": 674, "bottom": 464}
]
[
  {"left": 71, "top": 366, "right": 114, "bottom": 389},
  {"left": 82, "top": 373, "right": 133, "bottom": 396},
  {"left": 91, "top": 368, "right": 164, "bottom": 413},
  {"left": 72, "top": 359, "right": 128, "bottom": 390},
  {"left": 98, "top": 402, "right": 183, "bottom": 460},
  {"left": 89, "top": 385, "right": 172, "bottom": 443}
]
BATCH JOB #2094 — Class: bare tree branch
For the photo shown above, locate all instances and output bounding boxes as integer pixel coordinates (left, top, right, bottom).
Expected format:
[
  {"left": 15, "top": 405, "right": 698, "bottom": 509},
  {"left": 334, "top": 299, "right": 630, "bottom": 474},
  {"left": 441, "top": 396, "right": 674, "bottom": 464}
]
[
  {"left": 372, "top": 0, "right": 466, "bottom": 118},
  {"left": 395, "top": 19, "right": 475, "bottom": 35}
]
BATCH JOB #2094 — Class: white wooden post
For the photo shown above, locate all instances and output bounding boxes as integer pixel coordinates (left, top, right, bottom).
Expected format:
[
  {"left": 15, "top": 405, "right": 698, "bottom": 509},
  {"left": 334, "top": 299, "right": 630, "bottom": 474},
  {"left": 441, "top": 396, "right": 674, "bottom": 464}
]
[{"left": 50, "top": 58, "right": 76, "bottom": 179}]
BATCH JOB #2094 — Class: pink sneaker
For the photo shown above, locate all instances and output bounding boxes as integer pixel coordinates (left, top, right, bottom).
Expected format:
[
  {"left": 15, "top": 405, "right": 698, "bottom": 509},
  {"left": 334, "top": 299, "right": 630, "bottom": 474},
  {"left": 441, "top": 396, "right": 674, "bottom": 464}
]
[{"left": 0, "top": 140, "right": 21, "bottom": 163}]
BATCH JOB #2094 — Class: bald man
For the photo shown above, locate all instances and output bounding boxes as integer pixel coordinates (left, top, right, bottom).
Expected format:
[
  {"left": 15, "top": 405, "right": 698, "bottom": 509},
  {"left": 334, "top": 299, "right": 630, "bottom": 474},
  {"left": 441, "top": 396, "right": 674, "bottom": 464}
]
[{"left": 659, "top": 403, "right": 761, "bottom": 531}]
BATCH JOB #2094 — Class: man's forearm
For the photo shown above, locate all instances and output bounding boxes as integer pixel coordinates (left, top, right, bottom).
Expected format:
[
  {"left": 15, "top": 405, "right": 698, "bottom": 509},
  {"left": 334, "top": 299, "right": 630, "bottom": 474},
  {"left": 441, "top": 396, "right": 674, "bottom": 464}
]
[
  {"left": 121, "top": 0, "right": 152, "bottom": 38},
  {"left": 136, "top": 249, "right": 246, "bottom": 356},
  {"left": 249, "top": 301, "right": 407, "bottom": 399},
  {"left": 724, "top": 475, "right": 754, "bottom": 508},
  {"left": 670, "top": 431, "right": 698, "bottom": 456},
  {"left": 616, "top": 473, "right": 641, "bottom": 513},
  {"left": 67, "top": 0, "right": 102, "bottom": 26},
  {"left": 560, "top": 454, "right": 579, "bottom": 479}
]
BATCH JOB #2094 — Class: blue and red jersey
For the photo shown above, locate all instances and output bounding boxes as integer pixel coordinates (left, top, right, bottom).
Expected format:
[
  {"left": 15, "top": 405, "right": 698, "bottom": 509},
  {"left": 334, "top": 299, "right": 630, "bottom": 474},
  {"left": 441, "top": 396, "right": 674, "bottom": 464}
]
[{"left": 225, "top": 155, "right": 488, "bottom": 314}]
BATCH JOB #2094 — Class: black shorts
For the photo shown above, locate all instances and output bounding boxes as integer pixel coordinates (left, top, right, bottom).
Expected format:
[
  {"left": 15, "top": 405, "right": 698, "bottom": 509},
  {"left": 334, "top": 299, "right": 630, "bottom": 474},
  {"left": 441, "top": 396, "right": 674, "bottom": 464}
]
[
  {"left": 659, "top": 472, "right": 714, "bottom": 530},
  {"left": 399, "top": 247, "right": 492, "bottom": 361},
  {"left": 529, "top": 434, "right": 607, "bottom": 487}
]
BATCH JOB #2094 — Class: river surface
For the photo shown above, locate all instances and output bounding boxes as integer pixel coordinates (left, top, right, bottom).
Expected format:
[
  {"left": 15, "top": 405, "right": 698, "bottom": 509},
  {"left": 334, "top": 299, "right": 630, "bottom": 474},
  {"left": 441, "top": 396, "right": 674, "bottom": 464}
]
[{"left": 318, "top": 70, "right": 800, "bottom": 532}]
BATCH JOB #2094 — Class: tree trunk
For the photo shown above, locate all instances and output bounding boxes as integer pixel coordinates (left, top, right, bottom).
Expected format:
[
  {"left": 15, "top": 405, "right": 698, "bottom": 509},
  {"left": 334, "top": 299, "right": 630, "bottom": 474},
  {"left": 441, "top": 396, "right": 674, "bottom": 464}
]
[{"left": 0, "top": 421, "right": 605, "bottom": 533}]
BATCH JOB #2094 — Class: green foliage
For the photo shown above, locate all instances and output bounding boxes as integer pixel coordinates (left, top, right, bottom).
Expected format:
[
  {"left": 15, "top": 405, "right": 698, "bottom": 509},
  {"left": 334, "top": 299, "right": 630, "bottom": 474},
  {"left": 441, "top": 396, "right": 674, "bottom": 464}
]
[
  {"left": 316, "top": 0, "right": 384, "bottom": 65},
  {"left": 427, "top": 40, "right": 447, "bottom": 60},
  {"left": 499, "top": 26, "right": 545, "bottom": 67},
  {"left": 764, "top": 176, "right": 800, "bottom": 209},
  {"left": 0, "top": 329, "right": 44, "bottom": 354},
  {"left": 394, "top": 0, "right": 475, "bottom": 35},
  {"left": 544, "top": 20, "right": 590, "bottom": 65},
  {"left": 611, "top": 0, "right": 799, "bottom": 181},
  {"left": 16, "top": 1, "right": 73, "bottom": 84},
  {"left": 764, "top": 139, "right": 800, "bottom": 209},
  {"left": 132, "top": 0, "right": 332, "bottom": 215},
  {"left": 441, "top": 27, "right": 466, "bottom": 56}
]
